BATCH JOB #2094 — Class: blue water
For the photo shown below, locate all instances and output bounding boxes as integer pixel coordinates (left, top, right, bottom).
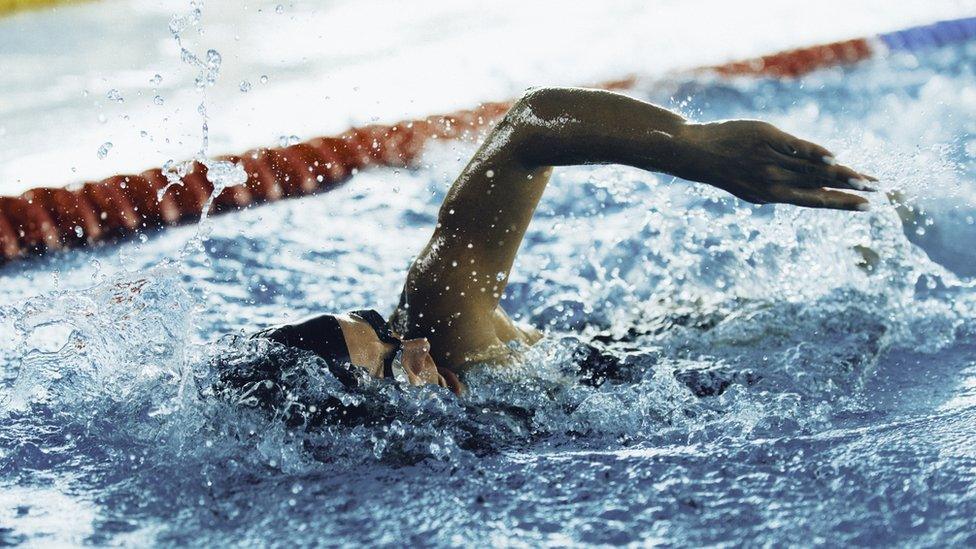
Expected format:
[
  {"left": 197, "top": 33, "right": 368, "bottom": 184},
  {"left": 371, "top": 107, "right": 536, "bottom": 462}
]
[{"left": 2, "top": 40, "right": 976, "bottom": 547}]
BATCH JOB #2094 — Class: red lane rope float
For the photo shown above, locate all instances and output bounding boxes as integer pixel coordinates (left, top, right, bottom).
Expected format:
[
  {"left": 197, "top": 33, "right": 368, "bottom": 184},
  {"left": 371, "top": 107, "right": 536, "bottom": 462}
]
[
  {"left": 707, "top": 38, "right": 873, "bottom": 78},
  {"left": 3, "top": 21, "right": 960, "bottom": 263},
  {"left": 0, "top": 99, "right": 515, "bottom": 262}
]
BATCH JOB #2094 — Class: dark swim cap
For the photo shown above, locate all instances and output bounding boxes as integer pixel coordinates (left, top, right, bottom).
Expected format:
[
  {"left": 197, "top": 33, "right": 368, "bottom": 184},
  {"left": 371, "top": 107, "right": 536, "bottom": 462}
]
[
  {"left": 252, "top": 314, "right": 351, "bottom": 365},
  {"left": 251, "top": 309, "right": 401, "bottom": 378}
]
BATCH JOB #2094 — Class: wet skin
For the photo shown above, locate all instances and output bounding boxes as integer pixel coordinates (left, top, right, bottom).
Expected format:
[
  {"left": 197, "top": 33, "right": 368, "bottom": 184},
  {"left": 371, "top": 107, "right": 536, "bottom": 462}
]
[{"left": 313, "top": 87, "right": 876, "bottom": 394}]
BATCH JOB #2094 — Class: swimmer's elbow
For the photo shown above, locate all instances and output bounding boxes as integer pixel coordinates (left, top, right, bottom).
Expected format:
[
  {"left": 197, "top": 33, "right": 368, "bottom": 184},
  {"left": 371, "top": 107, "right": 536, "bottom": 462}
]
[
  {"left": 502, "top": 87, "right": 583, "bottom": 166},
  {"left": 512, "top": 86, "right": 561, "bottom": 109},
  {"left": 507, "top": 87, "right": 577, "bottom": 130}
]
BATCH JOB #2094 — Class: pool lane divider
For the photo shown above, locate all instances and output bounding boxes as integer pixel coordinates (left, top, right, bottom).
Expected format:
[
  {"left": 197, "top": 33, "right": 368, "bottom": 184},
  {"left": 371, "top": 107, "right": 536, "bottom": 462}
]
[{"left": 0, "top": 15, "right": 973, "bottom": 264}]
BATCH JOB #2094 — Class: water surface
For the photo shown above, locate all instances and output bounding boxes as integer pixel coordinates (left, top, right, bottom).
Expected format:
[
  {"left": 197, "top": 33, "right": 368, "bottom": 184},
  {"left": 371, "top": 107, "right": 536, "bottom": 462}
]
[{"left": 2, "top": 39, "right": 976, "bottom": 547}]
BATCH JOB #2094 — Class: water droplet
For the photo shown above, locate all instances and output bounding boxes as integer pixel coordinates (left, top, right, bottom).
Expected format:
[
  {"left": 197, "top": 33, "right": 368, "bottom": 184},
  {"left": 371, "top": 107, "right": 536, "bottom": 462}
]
[
  {"left": 106, "top": 89, "right": 124, "bottom": 103},
  {"left": 495, "top": 271, "right": 506, "bottom": 281},
  {"left": 150, "top": 73, "right": 163, "bottom": 86},
  {"left": 206, "top": 49, "right": 221, "bottom": 69},
  {"left": 74, "top": 226, "right": 84, "bottom": 238},
  {"left": 259, "top": 75, "right": 269, "bottom": 84},
  {"left": 277, "top": 135, "right": 300, "bottom": 147},
  {"left": 275, "top": 4, "right": 284, "bottom": 14},
  {"left": 153, "top": 95, "right": 165, "bottom": 105},
  {"left": 97, "top": 114, "right": 107, "bottom": 124},
  {"left": 97, "top": 142, "right": 113, "bottom": 159},
  {"left": 239, "top": 80, "right": 252, "bottom": 93},
  {"left": 204, "top": 159, "right": 248, "bottom": 190}
]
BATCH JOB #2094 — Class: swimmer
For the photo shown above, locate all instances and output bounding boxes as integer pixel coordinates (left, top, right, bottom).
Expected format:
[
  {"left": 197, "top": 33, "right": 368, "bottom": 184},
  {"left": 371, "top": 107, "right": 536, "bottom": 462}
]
[{"left": 248, "top": 87, "right": 877, "bottom": 396}]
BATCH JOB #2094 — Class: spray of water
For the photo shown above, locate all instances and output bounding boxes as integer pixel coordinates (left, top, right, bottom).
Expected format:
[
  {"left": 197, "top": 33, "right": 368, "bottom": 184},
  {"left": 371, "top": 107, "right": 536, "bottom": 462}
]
[{"left": 155, "top": 1, "right": 249, "bottom": 255}]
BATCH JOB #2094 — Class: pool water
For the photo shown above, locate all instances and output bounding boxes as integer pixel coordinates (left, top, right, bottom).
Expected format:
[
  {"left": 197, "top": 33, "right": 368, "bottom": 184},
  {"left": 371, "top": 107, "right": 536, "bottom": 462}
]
[{"left": 2, "top": 36, "right": 976, "bottom": 549}]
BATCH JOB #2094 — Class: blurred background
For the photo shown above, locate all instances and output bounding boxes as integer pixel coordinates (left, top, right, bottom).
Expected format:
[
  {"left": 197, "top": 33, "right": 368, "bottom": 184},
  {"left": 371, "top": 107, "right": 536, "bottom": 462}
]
[{"left": 2, "top": 0, "right": 975, "bottom": 195}]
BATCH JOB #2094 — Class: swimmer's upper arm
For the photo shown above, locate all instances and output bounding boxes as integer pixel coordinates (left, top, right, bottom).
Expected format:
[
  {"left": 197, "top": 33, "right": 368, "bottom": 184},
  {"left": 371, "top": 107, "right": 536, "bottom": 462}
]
[
  {"left": 403, "top": 88, "right": 687, "bottom": 314},
  {"left": 397, "top": 95, "right": 551, "bottom": 329}
]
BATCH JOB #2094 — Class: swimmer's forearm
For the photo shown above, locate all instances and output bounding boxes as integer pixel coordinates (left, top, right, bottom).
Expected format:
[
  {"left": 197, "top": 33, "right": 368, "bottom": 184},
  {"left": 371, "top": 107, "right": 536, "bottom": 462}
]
[
  {"left": 510, "top": 87, "right": 693, "bottom": 175},
  {"left": 507, "top": 87, "right": 874, "bottom": 209}
]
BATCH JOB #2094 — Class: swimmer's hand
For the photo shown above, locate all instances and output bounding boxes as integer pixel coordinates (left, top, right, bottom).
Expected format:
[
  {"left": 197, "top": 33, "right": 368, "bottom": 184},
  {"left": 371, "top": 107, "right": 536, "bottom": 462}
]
[{"left": 678, "top": 120, "right": 876, "bottom": 211}]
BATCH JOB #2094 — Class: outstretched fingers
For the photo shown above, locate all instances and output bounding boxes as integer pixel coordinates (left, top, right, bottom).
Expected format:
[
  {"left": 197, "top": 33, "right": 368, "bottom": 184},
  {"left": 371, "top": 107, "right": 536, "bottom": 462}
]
[
  {"left": 768, "top": 134, "right": 878, "bottom": 191},
  {"left": 769, "top": 136, "right": 833, "bottom": 163},
  {"left": 771, "top": 185, "right": 870, "bottom": 211},
  {"left": 778, "top": 158, "right": 878, "bottom": 191}
]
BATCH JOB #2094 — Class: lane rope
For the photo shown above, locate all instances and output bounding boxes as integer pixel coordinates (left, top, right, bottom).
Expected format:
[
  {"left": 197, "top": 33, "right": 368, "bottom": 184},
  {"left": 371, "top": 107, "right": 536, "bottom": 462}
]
[{"left": 1, "top": 16, "right": 973, "bottom": 263}]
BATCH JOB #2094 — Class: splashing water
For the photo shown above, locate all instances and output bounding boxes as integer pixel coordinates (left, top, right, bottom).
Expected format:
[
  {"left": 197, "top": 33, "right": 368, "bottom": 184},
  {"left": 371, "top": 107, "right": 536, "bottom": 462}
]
[
  {"left": 195, "top": 158, "right": 248, "bottom": 234},
  {"left": 2, "top": 37, "right": 976, "bottom": 548},
  {"left": 156, "top": 0, "right": 230, "bottom": 217}
]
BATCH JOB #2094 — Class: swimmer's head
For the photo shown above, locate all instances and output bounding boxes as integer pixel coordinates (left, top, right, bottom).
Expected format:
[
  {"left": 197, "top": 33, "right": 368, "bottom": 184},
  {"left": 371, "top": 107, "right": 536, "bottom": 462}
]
[
  {"left": 254, "top": 310, "right": 461, "bottom": 394},
  {"left": 336, "top": 313, "right": 463, "bottom": 395}
]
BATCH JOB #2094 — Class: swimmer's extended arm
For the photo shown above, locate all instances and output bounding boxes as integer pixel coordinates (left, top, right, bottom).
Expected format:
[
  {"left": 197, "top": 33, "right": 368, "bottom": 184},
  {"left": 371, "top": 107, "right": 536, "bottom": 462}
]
[
  {"left": 396, "top": 87, "right": 875, "bottom": 365},
  {"left": 511, "top": 87, "right": 876, "bottom": 205}
]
